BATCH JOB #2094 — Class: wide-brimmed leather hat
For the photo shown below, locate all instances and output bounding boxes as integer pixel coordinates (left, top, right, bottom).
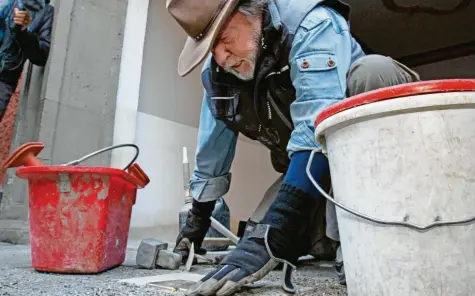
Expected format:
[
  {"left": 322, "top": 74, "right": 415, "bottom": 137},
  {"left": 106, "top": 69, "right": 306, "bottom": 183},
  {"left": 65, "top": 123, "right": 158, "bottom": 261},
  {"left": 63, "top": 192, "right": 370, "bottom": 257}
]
[{"left": 166, "top": 0, "right": 240, "bottom": 77}]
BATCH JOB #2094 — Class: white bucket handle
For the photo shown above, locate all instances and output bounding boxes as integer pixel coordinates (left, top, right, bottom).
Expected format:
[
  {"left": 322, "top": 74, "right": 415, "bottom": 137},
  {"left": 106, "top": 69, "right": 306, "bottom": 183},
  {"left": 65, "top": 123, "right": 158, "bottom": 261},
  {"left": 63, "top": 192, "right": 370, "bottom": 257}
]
[{"left": 306, "top": 149, "right": 475, "bottom": 231}]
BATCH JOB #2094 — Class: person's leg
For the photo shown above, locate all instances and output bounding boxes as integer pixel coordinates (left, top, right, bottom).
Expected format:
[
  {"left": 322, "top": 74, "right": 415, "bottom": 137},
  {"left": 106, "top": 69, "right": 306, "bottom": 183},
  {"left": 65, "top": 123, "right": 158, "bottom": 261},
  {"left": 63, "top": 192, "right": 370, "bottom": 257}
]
[
  {"left": 346, "top": 55, "right": 421, "bottom": 97},
  {"left": 0, "top": 81, "right": 15, "bottom": 121},
  {"left": 306, "top": 172, "right": 337, "bottom": 261},
  {"left": 327, "top": 54, "right": 421, "bottom": 284},
  {"left": 248, "top": 173, "right": 335, "bottom": 261}
]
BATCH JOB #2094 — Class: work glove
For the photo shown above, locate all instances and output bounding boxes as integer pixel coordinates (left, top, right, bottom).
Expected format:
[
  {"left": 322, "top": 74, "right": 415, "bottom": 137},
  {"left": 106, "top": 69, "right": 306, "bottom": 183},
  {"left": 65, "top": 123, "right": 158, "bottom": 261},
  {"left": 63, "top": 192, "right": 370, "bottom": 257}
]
[
  {"left": 174, "top": 199, "right": 217, "bottom": 263},
  {"left": 186, "top": 184, "right": 316, "bottom": 296},
  {"left": 186, "top": 223, "right": 297, "bottom": 296}
]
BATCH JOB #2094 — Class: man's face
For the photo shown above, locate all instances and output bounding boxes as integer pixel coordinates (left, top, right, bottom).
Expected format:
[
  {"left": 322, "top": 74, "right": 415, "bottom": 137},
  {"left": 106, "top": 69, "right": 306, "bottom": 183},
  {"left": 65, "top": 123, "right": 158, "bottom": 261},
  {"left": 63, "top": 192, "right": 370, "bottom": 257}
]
[{"left": 211, "top": 12, "right": 262, "bottom": 81}]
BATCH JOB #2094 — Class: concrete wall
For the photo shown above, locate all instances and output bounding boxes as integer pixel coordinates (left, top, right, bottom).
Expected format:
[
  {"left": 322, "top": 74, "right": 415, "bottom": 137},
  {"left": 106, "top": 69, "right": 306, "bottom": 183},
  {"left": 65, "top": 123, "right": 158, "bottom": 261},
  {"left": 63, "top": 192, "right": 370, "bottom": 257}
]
[
  {"left": 0, "top": 0, "right": 129, "bottom": 243},
  {"left": 126, "top": 0, "right": 280, "bottom": 240},
  {"left": 36, "top": 0, "right": 127, "bottom": 166},
  {"left": 413, "top": 55, "right": 475, "bottom": 79},
  {"left": 0, "top": 77, "right": 21, "bottom": 189}
]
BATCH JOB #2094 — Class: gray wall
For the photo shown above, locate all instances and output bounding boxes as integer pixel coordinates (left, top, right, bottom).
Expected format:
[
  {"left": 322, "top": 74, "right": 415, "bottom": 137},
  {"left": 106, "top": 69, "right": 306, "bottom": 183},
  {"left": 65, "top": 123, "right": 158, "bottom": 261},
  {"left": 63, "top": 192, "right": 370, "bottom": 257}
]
[
  {"left": 414, "top": 55, "right": 475, "bottom": 80},
  {"left": 39, "top": 0, "right": 127, "bottom": 166},
  {"left": 0, "top": 0, "right": 129, "bottom": 244},
  {"left": 138, "top": 0, "right": 204, "bottom": 128},
  {"left": 128, "top": 0, "right": 281, "bottom": 234}
]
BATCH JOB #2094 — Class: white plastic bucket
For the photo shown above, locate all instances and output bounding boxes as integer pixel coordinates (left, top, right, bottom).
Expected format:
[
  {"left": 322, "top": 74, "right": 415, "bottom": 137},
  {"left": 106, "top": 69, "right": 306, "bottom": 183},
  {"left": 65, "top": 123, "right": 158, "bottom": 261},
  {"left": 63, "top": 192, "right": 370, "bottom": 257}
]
[{"left": 308, "top": 80, "right": 475, "bottom": 296}]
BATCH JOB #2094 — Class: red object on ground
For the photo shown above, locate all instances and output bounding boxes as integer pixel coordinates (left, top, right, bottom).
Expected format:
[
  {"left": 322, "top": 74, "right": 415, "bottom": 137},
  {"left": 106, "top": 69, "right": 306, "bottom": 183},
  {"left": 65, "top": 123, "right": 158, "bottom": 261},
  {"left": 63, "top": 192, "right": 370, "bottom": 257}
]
[
  {"left": 315, "top": 79, "right": 475, "bottom": 127},
  {"left": 7, "top": 143, "right": 149, "bottom": 274}
]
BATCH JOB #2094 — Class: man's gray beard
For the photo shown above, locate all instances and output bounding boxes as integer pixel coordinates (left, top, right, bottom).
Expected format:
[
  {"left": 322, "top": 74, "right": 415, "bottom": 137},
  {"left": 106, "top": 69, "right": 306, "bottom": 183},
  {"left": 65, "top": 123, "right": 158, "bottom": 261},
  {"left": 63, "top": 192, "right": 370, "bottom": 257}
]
[
  {"left": 224, "top": 57, "right": 257, "bottom": 81},
  {"left": 223, "top": 31, "right": 260, "bottom": 81}
]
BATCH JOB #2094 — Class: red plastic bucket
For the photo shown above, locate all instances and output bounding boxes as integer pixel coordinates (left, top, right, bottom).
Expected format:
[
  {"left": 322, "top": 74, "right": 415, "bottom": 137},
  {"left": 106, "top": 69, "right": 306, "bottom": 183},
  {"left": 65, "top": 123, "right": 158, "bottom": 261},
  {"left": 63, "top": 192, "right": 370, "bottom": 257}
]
[{"left": 4, "top": 143, "right": 149, "bottom": 273}]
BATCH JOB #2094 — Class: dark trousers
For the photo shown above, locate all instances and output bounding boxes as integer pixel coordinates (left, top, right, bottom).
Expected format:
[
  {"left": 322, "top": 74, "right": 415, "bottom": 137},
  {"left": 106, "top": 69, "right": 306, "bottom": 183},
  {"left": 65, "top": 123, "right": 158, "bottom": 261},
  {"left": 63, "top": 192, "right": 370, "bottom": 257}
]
[{"left": 0, "top": 81, "right": 16, "bottom": 121}]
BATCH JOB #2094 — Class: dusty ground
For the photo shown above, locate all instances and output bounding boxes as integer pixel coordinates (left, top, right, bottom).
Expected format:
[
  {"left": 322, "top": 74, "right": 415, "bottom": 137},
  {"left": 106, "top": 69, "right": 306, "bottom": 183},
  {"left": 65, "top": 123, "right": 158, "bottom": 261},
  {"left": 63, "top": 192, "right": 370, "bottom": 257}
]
[{"left": 0, "top": 242, "right": 346, "bottom": 296}]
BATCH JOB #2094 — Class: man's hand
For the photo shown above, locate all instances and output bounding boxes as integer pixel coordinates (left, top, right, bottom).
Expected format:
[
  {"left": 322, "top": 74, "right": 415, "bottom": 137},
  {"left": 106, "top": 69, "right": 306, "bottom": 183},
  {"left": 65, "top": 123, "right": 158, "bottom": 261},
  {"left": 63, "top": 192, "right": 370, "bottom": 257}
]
[
  {"left": 13, "top": 8, "right": 32, "bottom": 30},
  {"left": 186, "top": 225, "right": 282, "bottom": 296},
  {"left": 174, "top": 199, "right": 217, "bottom": 262}
]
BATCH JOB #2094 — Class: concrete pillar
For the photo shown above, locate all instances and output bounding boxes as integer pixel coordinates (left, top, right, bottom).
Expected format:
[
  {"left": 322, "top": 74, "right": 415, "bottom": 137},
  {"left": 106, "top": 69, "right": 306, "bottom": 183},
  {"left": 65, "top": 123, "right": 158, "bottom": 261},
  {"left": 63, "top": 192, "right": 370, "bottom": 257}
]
[
  {"left": 111, "top": 0, "right": 150, "bottom": 172},
  {"left": 0, "top": 0, "right": 129, "bottom": 244}
]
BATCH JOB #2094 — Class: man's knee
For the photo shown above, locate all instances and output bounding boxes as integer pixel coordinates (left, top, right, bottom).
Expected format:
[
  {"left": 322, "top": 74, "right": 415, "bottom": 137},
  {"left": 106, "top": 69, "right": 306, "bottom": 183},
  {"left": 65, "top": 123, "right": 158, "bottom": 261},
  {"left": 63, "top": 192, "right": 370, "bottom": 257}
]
[
  {"left": 348, "top": 55, "right": 396, "bottom": 84},
  {"left": 347, "top": 54, "right": 420, "bottom": 97}
]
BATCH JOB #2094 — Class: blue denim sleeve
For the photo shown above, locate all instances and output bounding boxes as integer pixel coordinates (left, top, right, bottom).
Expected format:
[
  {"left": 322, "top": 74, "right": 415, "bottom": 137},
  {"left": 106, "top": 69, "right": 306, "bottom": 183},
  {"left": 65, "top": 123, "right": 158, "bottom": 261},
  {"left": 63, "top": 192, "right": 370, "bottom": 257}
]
[
  {"left": 189, "top": 94, "right": 239, "bottom": 202},
  {"left": 286, "top": 6, "right": 357, "bottom": 158}
]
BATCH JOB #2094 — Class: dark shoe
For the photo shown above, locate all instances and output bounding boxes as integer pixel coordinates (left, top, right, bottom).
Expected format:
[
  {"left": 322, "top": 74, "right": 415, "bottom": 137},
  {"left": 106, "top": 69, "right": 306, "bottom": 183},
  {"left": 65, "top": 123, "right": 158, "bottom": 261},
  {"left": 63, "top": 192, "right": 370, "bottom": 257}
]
[{"left": 174, "top": 199, "right": 216, "bottom": 262}]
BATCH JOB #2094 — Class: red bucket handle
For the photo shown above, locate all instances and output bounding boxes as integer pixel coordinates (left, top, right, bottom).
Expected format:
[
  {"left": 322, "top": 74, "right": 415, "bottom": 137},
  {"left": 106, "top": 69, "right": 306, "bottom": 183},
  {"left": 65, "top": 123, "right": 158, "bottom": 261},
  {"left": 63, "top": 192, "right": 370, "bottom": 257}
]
[
  {"left": 4, "top": 142, "right": 150, "bottom": 189},
  {"left": 127, "top": 163, "right": 150, "bottom": 187},
  {"left": 3, "top": 142, "right": 45, "bottom": 169}
]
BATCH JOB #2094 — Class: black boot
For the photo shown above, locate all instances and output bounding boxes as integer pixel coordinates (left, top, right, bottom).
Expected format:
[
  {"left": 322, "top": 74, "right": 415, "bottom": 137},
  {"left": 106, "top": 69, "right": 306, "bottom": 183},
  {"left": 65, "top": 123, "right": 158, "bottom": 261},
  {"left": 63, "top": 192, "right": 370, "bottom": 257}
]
[{"left": 173, "top": 199, "right": 216, "bottom": 262}]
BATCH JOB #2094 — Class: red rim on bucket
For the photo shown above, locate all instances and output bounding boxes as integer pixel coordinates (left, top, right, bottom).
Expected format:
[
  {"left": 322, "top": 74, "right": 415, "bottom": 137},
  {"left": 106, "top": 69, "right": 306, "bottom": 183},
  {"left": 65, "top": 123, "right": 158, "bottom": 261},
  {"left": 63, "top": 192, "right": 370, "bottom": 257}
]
[{"left": 315, "top": 79, "right": 475, "bottom": 127}]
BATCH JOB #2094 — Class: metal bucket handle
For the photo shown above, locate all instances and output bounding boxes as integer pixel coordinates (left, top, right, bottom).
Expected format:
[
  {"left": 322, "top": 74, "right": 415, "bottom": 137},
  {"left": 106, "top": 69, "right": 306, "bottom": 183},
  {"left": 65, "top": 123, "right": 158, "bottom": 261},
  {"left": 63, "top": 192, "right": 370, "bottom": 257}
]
[
  {"left": 306, "top": 148, "right": 475, "bottom": 231},
  {"left": 62, "top": 143, "right": 139, "bottom": 171}
]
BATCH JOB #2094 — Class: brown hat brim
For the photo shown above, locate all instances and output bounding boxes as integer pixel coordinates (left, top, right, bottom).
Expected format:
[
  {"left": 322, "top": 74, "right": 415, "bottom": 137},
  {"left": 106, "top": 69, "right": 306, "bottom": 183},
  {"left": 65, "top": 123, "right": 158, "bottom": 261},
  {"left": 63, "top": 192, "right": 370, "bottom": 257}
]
[{"left": 177, "top": 0, "right": 240, "bottom": 77}]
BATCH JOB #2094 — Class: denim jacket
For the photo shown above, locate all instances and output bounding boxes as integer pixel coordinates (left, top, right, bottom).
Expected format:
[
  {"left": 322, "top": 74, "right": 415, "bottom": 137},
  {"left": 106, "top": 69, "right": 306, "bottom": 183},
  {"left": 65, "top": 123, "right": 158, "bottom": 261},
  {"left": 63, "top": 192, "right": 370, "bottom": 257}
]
[
  {"left": 190, "top": 2, "right": 365, "bottom": 202},
  {"left": 0, "top": 1, "right": 54, "bottom": 84}
]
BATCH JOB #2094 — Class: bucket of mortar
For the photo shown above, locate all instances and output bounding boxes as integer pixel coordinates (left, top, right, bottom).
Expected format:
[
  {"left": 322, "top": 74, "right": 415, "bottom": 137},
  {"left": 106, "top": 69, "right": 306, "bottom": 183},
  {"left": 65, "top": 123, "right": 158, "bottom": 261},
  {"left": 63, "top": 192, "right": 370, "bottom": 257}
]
[
  {"left": 307, "top": 79, "right": 475, "bottom": 296},
  {"left": 3, "top": 142, "right": 150, "bottom": 274}
]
